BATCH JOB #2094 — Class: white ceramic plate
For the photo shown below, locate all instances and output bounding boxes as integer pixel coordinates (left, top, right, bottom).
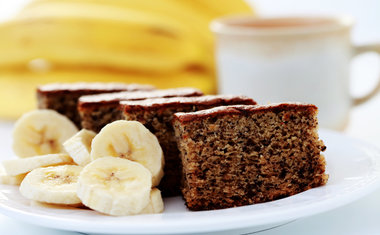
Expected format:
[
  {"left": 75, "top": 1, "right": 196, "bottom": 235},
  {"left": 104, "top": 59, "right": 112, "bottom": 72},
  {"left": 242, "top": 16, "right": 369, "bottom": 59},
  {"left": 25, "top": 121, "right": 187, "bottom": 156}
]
[{"left": 1, "top": 129, "right": 380, "bottom": 235}]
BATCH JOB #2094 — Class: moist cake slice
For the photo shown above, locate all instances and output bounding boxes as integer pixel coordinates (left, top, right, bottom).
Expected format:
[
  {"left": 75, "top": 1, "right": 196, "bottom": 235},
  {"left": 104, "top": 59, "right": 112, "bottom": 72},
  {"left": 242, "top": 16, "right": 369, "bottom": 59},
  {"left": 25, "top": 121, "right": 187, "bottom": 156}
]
[
  {"left": 121, "top": 95, "right": 257, "bottom": 196},
  {"left": 173, "top": 103, "right": 328, "bottom": 210},
  {"left": 37, "top": 82, "right": 154, "bottom": 128},
  {"left": 78, "top": 88, "right": 203, "bottom": 133}
]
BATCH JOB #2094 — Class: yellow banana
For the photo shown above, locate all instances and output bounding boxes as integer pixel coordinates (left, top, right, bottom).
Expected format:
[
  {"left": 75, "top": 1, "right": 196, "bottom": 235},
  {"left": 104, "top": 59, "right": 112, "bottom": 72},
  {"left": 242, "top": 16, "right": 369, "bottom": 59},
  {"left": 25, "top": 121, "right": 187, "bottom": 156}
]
[
  {"left": 179, "top": 0, "right": 253, "bottom": 19},
  {"left": 0, "top": 3, "right": 211, "bottom": 72},
  {"left": 24, "top": 0, "right": 253, "bottom": 22},
  {"left": 21, "top": 0, "right": 214, "bottom": 42}
]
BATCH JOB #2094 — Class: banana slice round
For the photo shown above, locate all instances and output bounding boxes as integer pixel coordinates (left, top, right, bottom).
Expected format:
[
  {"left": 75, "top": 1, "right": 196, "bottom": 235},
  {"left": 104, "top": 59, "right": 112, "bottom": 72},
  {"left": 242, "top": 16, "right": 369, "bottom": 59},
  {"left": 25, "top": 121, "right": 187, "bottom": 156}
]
[
  {"left": 90, "top": 120, "right": 164, "bottom": 186},
  {"left": 2, "top": 153, "right": 73, "bottom": 176},
  {"left": 20, "top": 165, "right": 83, "bottom": 205},
  {"left": 13, "top": 109, "right": 78, "bottom": 158},
  {"left": 140, "top": 188, "right": 164, "bottom": 214},
  {"left": 0, "top": 166, "right": 26, "bottom": 185},
  {"left": 77, "top": 157, "right": 152, "bottom": 216},
  {"left": 63, "top": 129, "right": 96, "bottom": 166}
]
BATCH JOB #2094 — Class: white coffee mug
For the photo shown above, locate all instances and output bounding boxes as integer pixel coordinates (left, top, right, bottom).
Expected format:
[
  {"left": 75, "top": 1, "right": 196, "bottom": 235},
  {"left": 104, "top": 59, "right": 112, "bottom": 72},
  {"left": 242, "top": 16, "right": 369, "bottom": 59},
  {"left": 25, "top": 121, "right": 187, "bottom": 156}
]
[{"left": 211, "top": 16, "right": 380, "bottom": 130}]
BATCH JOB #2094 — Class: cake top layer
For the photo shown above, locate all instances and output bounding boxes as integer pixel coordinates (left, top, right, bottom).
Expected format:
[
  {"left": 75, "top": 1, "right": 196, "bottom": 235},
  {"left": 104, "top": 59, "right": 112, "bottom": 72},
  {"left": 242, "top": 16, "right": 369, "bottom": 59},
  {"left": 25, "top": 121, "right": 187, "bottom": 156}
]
[
  {"left": 121, "top": 95, "right": 256, "bottom": 110},
  {"left": 173, "top": 103, "right": 317, "bottom": 123},
  {"left": 37, "top": 82, "right": 155, "bottom": 93},
  {"left": 78, "top": 88, "right": 204, "bottom": 105}
]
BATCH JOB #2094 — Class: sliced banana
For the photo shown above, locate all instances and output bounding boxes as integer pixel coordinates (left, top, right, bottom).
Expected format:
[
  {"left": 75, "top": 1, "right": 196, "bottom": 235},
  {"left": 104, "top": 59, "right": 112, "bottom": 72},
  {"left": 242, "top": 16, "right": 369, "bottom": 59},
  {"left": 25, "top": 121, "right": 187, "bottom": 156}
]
[
  {"left": 90, "top": 120, "right": 164, "bottom": 187},
  {"left": 20, "top": 165, "right": 83, "bottom": 205},
  {"left": 13, "top": 109, "right": 78, "bottom": 158},
  {"left": 0, "top": 166, "right": 26, "bottom": 185},
  {"left": 2, "top": 153, "right": 73, "bottom": 176},
  {"left": 77, "top": 157, "right": 152, "bottom": 216},
  {"left": 63, "top": 129, "right": 96, "bottom": 166},
  {"left": 140, "top": 188, "right": 164, "bottom": 214}
]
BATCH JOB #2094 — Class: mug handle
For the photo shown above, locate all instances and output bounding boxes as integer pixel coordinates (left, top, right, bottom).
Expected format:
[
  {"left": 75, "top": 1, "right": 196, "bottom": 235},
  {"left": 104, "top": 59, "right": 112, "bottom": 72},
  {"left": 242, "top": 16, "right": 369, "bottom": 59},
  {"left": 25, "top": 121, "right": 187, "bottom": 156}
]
[{"left": 352, "top": 43, "right": 380, "bottom": 106}]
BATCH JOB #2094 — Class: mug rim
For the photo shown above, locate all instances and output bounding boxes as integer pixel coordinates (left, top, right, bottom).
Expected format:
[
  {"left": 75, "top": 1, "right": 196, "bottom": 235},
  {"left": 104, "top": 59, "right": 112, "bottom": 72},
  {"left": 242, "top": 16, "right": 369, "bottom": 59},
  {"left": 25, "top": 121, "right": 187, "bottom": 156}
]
[{"left": 210, "top": 15, "right": 354, "bottom": 36}]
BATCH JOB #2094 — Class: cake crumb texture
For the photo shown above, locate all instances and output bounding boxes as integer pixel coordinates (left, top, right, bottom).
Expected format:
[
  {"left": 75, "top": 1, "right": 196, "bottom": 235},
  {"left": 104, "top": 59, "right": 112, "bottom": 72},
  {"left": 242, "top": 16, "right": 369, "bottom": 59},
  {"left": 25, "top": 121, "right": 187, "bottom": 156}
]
[
  {"left": 173, "top": 103, "right": 328, "bottom": 210},
  {"left": 122, "top": 96, "right": 256, "bottom": 196}
]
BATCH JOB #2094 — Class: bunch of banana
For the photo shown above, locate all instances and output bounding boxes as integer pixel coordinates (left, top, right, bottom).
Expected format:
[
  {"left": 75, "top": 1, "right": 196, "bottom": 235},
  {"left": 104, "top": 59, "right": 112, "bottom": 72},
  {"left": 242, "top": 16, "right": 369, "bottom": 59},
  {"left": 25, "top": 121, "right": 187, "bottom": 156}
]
[
  {"left": 0, "top": 0, "right": 253, "bottom": 119},
  {"left": 1, "top": 110, "right": 165, "bottom": 215}
]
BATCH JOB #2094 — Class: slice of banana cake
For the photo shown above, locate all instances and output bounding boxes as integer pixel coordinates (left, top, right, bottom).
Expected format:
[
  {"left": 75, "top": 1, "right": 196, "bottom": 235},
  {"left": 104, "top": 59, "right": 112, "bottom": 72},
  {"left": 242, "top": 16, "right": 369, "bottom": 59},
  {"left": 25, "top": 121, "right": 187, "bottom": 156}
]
[
  {"left": 120, "top": 95, "right": 257, "bottom": 196},
  {"left": 37, "top": 82, "right": 154, "bottom": 128},
  {"left": 78, "top": 88, "right": 203, "bottom": 133},
  {"left": 173, "top": 103, "right": 328, "bottom": 210}
]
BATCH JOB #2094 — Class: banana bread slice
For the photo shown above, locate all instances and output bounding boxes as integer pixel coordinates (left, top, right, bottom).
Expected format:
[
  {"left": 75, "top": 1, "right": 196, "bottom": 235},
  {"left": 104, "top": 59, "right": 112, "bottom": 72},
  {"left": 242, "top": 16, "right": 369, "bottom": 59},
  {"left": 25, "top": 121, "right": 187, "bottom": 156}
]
[
  {"left": 78, "top": 88, "right": 203, "bottom": 132},
  {"left": 173, "top": 103, "right": 328, "bottom": 210},
  {"left": 121, "top": 95, "right": 257, "bottom": 196},
  {"left": 37, "top": 82, "right": 154, "bottom": 128}
]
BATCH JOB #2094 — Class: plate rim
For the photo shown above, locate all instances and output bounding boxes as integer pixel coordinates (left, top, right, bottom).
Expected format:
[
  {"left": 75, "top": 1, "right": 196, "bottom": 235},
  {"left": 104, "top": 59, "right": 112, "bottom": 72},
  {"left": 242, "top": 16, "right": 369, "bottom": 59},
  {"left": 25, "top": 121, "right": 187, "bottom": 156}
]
[{"left": 1, "top": 129, "right": 380, "bottom": 234}]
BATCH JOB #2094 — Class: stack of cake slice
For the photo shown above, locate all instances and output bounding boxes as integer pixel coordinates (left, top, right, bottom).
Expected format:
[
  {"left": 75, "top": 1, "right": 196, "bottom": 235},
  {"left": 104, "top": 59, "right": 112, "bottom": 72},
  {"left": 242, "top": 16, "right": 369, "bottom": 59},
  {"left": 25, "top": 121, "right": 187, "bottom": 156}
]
[
  {"left": 121, "top": 95, "right": 257, "bottom": 196},
  {"left": 36, "top": 82, "right": 327, "bottom": 210}
]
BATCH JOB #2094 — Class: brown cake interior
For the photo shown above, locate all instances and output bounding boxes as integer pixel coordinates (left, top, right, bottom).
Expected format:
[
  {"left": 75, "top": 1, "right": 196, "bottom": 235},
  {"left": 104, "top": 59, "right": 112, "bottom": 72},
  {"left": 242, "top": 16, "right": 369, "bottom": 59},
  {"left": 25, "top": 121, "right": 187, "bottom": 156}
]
[
  {"left": 173, "top": 103, "right": 328, "bottom": 210},
  {"left": 121, "top": 95, "right": 257, "bottom": 196},
  {"left": 78, "top": 88, "right": 203, "bottom": 133},
  {"left": 37, "top": 90, "right": 103, "bottom": 128},
  {"left": 37, "top": 83, "right": 154, "bottom": 128}
]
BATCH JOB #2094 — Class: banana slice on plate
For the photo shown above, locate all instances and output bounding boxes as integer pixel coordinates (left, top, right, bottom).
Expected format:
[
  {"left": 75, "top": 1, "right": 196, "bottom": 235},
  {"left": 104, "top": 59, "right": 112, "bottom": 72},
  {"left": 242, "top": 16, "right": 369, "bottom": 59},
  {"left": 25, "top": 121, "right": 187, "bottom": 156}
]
[
  {"left": 140, "top": 188, "right": 164, "bottom": 214},
  {"left": 13, "top": 109, "right": 78, "bottom": 158},
  {"left": 0, "top": 166, "right": 26, "bottom": 185},
  {"left": 20, "top": 165, "right": 83, "bottom": 205},
  {"left": 63, "top": 129, "right": 96, "bottom": 166},
  {"left": 2, "top": 153, "right": 73, "bottom": 176},
  {"left": 77, "top": 157, "right": 152, "bottom": 216},
  {"left": 91, "top": 120, "right": 164, "bottom": 186}
]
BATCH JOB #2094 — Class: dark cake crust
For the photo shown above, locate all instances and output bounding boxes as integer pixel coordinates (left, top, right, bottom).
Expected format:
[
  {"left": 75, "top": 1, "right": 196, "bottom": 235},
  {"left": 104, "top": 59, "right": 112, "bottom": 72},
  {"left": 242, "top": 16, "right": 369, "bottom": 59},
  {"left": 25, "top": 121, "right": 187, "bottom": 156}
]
[
  {"left": 37, "top": 82, "right": 154, "bottom": 93},
  {"left": 37, "top": 82, "right": 154, "bottom": 128},
  {"left": 173, "top": 103, "right": 327, "bottom": 210},
  {"left": 78, "top": 88, "right": 204, "bottom": 109},
  {"left": 174, "top": 102, "right": 317, "bottom": 123},
  {"left": 121, "top": 95, "right": 257, "bottom": 197},
  {"left": 78, "top": 88, "right": 204, "bottom": 132},
  {"left": 121, "top": 95, "right": 256, "bottom": 110}
]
